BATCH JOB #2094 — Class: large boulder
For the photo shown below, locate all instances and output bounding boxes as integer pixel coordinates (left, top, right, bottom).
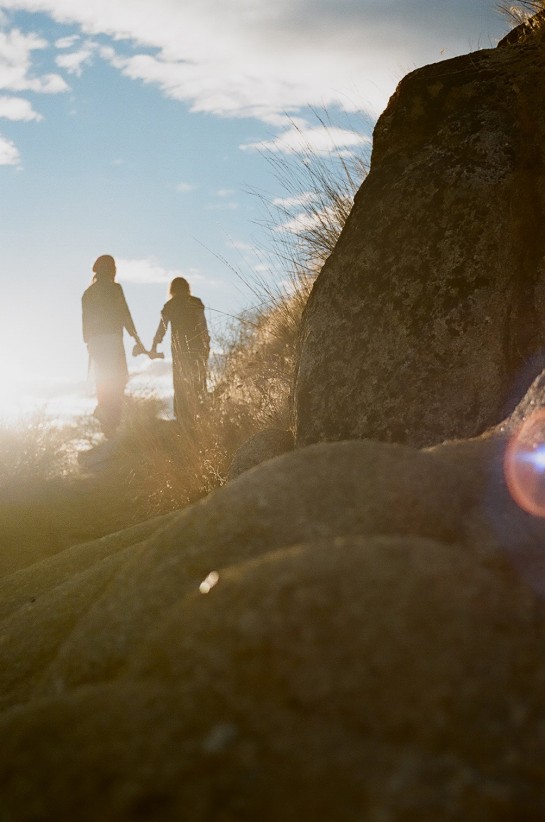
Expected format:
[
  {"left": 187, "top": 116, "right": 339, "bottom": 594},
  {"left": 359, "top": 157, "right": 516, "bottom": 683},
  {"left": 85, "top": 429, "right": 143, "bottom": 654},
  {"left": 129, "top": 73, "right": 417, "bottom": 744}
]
[
  {"left": 3, "top": 405, "right": 545, "bottom": 817},
  {"left": 2, "top": 535, "right": 545, "bottom": 821},
  {"left": 227, "top": 428, "right": 294, "bottom": 480},
  {"left": 294, "top": 31, "right": 545, "bottom": 447}
]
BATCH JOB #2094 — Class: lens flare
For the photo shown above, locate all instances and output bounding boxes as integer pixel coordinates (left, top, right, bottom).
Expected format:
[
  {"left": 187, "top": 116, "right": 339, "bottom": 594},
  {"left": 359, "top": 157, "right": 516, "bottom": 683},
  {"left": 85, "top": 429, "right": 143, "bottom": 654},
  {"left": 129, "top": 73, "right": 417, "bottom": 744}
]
[{"left": 504, "top": 409, "right": 545, "bottom": 517}]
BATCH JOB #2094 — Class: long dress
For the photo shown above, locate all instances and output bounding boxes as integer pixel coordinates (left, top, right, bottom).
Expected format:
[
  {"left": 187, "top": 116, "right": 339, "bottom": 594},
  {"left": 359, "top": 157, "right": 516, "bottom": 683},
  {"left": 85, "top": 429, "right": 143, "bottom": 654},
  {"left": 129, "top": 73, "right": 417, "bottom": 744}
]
[
  {"left": 82, "top": 280, "right": 138, "bottom": 436},
  {"left": 152, "top": 294, "right": 210, "bottom": 423}
]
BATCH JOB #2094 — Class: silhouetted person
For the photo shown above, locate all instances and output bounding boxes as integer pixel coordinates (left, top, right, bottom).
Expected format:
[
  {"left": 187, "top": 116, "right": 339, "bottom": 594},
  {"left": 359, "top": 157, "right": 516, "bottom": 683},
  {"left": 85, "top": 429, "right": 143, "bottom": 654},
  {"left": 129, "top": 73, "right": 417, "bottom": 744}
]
[
  {"left": 82, "top": 255, "right": 143, "bottom": 438},
  {"left": 150, "top": 277, "right": 210, "bottom": 424}
]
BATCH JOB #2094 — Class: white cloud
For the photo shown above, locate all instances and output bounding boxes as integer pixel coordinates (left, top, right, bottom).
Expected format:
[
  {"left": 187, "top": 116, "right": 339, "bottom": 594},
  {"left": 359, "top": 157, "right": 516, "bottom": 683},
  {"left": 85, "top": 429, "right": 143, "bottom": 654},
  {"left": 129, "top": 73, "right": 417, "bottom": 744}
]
[
  {"left": 30, "top": 72, "right": 68, "bottom": 92},
  {"left": 276, "top": 205, "right": 339, "bottom": 236},
  {"left": 0, "top": 27, "right": 69, "bottom": 94},
  {"left": 116, "top": 257, "right": 175, "bottom": 285},
  {"left": 55, "top": 44, "right": 95, "bottom": 75},
  {"left": 0, "top": 0, "right": 508, "bottom": 125},
  {"left": 272, "top": 192, "right": 317, "bottom": 209},
  {"left": 0, "top": 94, "right": 42, "bottom": 120},
  {"left": 0, "top": 132, "right": 20, "bottom": 165},
  {"left": 260, "top": 113, "right": 308, "bottom": 130},
  {"left": 116, "top": 258, "right": 218, "bottom": 294},
  {"left": 55, "top": 34, "right": 80, "bottom": 49},
  {"left": 242, "top": 124, "right": 371, "bottom": 156}
]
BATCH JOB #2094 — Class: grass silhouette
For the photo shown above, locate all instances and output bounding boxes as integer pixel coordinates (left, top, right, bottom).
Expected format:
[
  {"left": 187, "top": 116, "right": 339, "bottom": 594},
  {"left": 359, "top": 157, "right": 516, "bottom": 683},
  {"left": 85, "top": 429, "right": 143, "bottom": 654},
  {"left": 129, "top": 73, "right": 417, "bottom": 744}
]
[
  {"left": 0, "top": 113, "right": 369, "bottom": 577},
  {"left": 498, "top": 1, "right": 545, "bottom": 33}
]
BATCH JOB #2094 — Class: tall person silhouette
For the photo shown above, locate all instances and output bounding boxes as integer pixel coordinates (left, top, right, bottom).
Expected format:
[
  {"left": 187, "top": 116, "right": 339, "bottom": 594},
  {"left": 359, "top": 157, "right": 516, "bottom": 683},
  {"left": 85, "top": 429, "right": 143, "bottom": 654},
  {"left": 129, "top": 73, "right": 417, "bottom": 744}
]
[
  {"left": 150, "top": 277, "right": 210, "bottom": 424},
  {"left": 82, "top": 255, "right": 143, "bottom": 438}
]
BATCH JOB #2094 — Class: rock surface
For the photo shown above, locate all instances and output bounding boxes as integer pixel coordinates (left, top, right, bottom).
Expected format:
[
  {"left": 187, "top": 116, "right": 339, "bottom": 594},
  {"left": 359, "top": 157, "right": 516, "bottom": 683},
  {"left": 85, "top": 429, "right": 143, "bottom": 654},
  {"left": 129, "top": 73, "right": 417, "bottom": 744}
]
[
  {"left": 294, "top": 32, "right": 545, "bottom": 447},
  {"left": 227, "top": 428, "right": 294, "bottom": 480},
  {"left": 3, "top": 410, "right": 545, "bottom": 818}
]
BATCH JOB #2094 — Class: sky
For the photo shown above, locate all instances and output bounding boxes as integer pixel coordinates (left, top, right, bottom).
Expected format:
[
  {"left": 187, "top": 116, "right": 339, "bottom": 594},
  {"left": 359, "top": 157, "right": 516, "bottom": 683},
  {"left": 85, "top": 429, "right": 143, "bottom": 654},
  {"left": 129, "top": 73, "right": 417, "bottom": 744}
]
[{"left": 0, "top": 0, "right": 511, "bottom": 418}]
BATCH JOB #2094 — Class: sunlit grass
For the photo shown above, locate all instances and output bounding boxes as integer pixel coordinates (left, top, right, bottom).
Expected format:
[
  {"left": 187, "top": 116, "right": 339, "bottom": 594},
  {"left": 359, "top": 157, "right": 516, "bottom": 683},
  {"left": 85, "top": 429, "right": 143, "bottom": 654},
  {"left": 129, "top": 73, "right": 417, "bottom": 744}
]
[
  {"left": 255, "top": 111, "right": 369, "bottom": 276},
  {"left": 0, "top": 376, "right": 284, "bottom": 577},
  {"left": 0, "top": 411, "right": 78, "bottom": 489},
  {"left": 498, "top": 1, "right": 545, "bottom": 32},
  {"left": 0, "top": 112, "right": 370, "bottom": 578}
]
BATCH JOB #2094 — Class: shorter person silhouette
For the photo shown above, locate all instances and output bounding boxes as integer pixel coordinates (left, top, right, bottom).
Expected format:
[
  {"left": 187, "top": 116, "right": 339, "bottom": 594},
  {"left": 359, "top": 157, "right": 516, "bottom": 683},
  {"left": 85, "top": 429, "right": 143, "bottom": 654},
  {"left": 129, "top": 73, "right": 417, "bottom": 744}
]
[
  {"left": 82, "top": 255, "right": 143, "bottom": 438},
  {"left": 150, "top": 277, "right": 210, "bottom": 424}
]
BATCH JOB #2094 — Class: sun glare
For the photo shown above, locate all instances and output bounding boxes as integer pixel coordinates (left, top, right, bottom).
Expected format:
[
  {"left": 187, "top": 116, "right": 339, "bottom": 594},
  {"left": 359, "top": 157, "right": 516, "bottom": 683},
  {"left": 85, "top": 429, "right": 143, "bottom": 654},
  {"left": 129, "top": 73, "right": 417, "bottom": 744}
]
[
  {"left": 504, "top": 410, "right": 545, "bottom": 518},
  {"left": 0, "top": 311, "right": 95, "bottom": 425},
  {"left": 0, "top": 353, "right": 90, "bottom": 425},
  {"left": 0, "top": 368, "right": 28, "bottom": 421}
]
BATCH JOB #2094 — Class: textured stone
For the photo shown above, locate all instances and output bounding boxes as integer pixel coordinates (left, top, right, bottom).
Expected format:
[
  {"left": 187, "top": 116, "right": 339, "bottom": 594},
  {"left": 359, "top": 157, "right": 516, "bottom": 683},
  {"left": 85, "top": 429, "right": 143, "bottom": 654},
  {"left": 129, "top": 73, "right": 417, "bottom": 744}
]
[
  {"left": 294, "top": 35, "right": 545, "bottom": 447},
  {"left": 2, "top": 418, "right": 545, "bottom": 818},
  {"left": 0, "top": 439, "right": 482, "bottom": 710},
  {"left": 1, "top": 533, "right": 545, "bottom": 821},
  {"left": 227, "top": 428, "right": 294, "bottom": 480}
]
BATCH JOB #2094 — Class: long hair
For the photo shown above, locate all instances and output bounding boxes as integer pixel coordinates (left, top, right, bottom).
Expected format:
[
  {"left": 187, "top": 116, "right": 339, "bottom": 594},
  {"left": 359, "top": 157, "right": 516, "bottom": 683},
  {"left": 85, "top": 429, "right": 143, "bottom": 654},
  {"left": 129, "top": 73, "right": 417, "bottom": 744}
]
[
  {"left": 169, "top": 276, "right": 190, "bottom": 298},
  {"left": 92, "top": 255, "right": 116, "bottom": 284}
]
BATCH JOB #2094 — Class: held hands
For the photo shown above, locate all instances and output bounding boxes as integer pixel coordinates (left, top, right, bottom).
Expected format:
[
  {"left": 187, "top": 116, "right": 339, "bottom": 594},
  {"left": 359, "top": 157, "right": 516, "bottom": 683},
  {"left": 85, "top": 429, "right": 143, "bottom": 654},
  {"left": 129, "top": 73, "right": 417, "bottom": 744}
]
[
  {"left": 132, "top": 339, "right": 165, "bottom": 360},
  {"left": 148, "top": 345, "right": 165, "bottom": 360},
  {"left": 132, "top": 339, "right": 147, "bottom": 357}
]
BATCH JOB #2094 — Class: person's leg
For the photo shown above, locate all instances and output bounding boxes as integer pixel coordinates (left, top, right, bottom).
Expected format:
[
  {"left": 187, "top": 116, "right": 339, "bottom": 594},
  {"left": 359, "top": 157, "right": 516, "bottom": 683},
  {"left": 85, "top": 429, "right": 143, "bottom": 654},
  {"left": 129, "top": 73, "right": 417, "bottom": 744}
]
[
  {"left": 172, "top": 359, "right": 187, "bottom": 422},
  {"left": 173, "top": 355, "right": 203, "bottom": 425},
  {"left": 194, "top": 356, "right": 208, "bottom": 407},
  {"left": 95, "top": 374, "right": 124, "bottom": 437},
  {"left": 90, "top": 336, "right": 128, "bottom": 437}
]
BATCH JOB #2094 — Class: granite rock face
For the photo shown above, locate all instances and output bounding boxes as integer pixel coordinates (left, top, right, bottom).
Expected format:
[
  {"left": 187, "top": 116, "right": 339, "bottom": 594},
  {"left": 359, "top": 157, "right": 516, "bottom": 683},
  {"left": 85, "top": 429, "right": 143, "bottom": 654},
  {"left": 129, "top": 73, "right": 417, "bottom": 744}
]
[
  {"left": 294, "top": 35, "right": 545, "bottom": 447},
  {"left": 227, "top": 428, "right": 294, "bottom": 480},
  {"left": 3, "top": 404, "right": 545, "bottom": 818}
]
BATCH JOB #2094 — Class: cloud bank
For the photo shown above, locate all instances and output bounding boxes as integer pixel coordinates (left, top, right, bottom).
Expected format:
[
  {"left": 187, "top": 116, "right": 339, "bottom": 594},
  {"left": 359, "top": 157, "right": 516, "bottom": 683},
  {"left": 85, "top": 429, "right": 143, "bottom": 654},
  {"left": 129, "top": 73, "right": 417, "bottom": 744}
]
[
  {"left": 0, "top": 0, "right": 505, "bottom": 122},
  {"left": 0, "top": 26, "right": 67, "bottom": 93},
  {"left": 0, "top": 1, "right": 505, "bottom": 167},
  {"left": 0, "top": 23, "right": 68, "bottom": 165}
]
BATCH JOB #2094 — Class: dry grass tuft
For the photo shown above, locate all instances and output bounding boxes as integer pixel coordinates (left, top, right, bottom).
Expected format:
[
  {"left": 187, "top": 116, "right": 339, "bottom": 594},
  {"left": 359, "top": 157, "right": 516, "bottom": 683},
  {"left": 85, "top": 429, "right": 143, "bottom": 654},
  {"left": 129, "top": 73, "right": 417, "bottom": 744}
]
[
  {"left": 498, "top": 2, "right": 545, "bottom": 36},
  {"left": 0, "top": 112, "right": 369, "bottom": 576}
]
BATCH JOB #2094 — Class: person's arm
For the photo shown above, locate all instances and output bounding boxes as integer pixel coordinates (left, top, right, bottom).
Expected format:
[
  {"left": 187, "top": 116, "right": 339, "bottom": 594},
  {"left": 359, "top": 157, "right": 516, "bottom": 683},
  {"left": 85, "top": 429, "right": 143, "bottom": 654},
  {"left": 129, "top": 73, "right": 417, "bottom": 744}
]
[{"left": 151, "top": 308, "right": 168, "bottom": 351}]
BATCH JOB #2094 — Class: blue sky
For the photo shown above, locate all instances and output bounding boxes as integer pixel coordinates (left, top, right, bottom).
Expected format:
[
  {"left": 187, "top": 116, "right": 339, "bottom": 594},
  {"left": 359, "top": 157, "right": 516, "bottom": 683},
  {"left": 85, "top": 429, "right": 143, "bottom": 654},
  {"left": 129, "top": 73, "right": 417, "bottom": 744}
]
[{"left": 0, "top": 0, "right": 510, "bottom": 413}]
